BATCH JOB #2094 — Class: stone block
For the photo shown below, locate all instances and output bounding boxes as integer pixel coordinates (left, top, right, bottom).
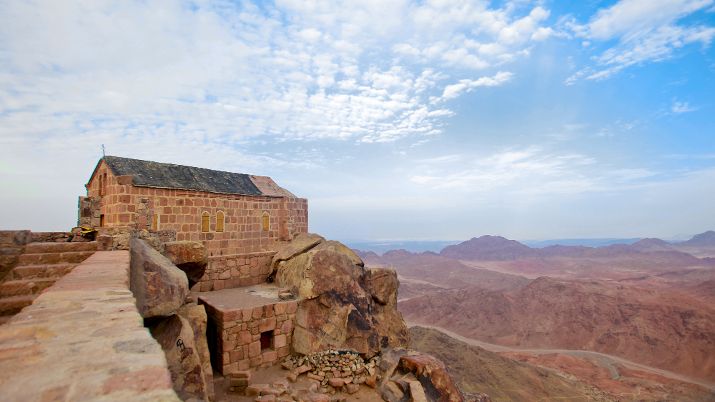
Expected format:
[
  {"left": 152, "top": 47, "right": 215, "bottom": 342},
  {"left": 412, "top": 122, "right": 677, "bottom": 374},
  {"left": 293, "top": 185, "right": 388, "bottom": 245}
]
[
  {"left": 223, "top": 339, "right": 237, "bottom": 352},
  {"left": 248, "top": 341, "right": 261, "bottom": 358},
  {"left": 129, "top": 238, "right": 188, "bottom": 318},
  {"left": 259, "top": 317, "right": 276, "bottom": 332},
  {"left": 274, "top": 303, "right": 287, "bottom": 315},
  {"left": 281, "top": 320, "right": 293, "bottom": 334},
  {"left": 277, "top": 346, "right": 290, "bottom": 358},
  {"left": 274, "top": 334, "right": 287, "bottom": 349},
  {"left": 230, "top": 348, "right": 244, "bottom": 362}
]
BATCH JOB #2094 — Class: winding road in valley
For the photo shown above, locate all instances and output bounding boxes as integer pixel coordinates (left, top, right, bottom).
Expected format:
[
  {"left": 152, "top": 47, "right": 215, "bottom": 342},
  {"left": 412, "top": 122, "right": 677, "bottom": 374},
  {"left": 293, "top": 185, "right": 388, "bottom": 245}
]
[{"left": 407, "top": 322, "right": 715, "bottom": 392}]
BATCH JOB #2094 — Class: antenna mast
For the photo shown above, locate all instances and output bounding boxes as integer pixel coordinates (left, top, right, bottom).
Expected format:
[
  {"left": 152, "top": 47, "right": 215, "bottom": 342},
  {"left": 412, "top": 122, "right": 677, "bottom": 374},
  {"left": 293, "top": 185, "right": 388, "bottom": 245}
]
[{"left": 101, "top": 144, "right": 106, "bottom": 157}]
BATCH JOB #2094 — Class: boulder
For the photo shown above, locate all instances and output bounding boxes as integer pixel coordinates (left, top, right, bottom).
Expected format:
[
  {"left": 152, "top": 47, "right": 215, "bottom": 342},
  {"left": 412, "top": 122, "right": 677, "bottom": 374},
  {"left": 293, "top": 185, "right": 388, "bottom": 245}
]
[
  {"left": 271, "top": 233, "right": 325, "bottom": 269},
  {"left": 177, "top": 303, "right": 215, "bottom": 401},
  {"left": 371, "top": 303, "right": 410, "bottom": 352},
  {"left": 150, "top": 314, "right": 212, "bottom": 401},
  {"left": 130, "top": 238, "right": 189, "bottom": 318},
  {"left": 276, "top": 238, "right": 408, "bottom": 357},
  {"left": 380, "top": 381, "right": 405, "bottom": 402},
  {"left": 398, "top": 352, "right": 463, "bottom": 402},
  {"left": 163, "top": 241, "right": 208, "bottom": 287},
  {"left": 365, "top": 268, "right": 399, "bottom": 306}
]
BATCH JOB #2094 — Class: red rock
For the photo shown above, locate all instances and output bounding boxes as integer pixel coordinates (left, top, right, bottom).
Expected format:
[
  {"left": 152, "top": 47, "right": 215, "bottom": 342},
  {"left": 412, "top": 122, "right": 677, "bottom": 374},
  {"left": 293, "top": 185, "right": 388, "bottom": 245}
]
[
  {"left": 130, "top": 238, "right": 188, "bottom": 318},
  {"left": 364, "top": 375, "right": 377, "bottom": 388},
  {"left": 328, "top": 378, "right": 345, "bottom": 388},
  {"left": 364, "top": 268, "right": 399, "bottom": 306},
  {"left": 177, "top": 303, "right": 215, "bottom": 401},
  {"left": 399, "top": 353, "right": 463, "bottom": 402},
  {"left": 277, "top": 239, "right": 408, "bottom": 357},
  {"left": 295, "top": 364, "right": 311, "bottom": 374},
  {"left": 149, "top": 314, "right": 211, "bottom": 401}
]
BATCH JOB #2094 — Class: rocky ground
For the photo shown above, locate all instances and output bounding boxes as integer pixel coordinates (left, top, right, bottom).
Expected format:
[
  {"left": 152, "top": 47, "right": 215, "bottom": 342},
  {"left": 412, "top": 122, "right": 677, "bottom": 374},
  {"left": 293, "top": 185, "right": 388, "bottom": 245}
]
[
  {"left": 212, "top": 348, "right": 468, "bottom": 402},
  {"left": 408, "top": 326, "right": 614, "bottom": 402},
  {"left": 399, "top": 277, "right": 715, "bottom": 383}
]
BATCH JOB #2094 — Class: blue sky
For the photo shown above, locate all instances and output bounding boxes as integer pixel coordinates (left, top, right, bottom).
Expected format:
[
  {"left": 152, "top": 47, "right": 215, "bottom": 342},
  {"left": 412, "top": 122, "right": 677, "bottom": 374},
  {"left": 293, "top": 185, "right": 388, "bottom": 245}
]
[{"left": 1, "top": 0, "right": 714, "bottom": 241}]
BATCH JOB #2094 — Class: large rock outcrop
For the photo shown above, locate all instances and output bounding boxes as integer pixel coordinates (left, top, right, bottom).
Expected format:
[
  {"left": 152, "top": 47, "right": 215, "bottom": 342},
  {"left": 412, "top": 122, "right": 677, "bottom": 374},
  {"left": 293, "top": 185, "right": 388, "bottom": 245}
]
[
  {"left": 177, "top": 303, "right": 215, "bottom": 401},
  {"left": 150, "top": 313, "right": 212, "bottom": 401},
  {"left": 130, "top": 238, "right": 189, "bottom": 318},
  {"left": 273, "top": 236, "right": 408, "bottom": 357},
  {"left": 162, "top": 241, "right": 208, "bottom": 287}
]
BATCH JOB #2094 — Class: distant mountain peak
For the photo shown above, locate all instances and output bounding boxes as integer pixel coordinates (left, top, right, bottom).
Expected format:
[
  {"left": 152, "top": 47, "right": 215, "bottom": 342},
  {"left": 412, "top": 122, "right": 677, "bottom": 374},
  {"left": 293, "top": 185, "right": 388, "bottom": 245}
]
[
  {"left": 631, "top": 238, "right": 673, "bottom": 251},
  {"left": 680, "top": 230, "right": 715, "bottom": 247},
  {"left": 440, "top": 235, "right": 535, "bottom": 260}
]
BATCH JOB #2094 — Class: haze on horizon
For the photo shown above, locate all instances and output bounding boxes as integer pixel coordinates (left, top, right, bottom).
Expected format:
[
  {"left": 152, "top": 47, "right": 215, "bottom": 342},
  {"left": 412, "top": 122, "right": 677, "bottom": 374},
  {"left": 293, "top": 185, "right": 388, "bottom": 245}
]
[{"left": 1, "top": 0, "right": 714, "bottom": 242}]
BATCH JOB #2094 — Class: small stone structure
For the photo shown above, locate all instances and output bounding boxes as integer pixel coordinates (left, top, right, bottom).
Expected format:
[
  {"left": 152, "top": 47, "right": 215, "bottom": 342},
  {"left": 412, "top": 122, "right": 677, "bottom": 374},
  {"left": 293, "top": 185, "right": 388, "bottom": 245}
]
[{"left": 198, "top": 285, "right": 298, "bottom": 374}]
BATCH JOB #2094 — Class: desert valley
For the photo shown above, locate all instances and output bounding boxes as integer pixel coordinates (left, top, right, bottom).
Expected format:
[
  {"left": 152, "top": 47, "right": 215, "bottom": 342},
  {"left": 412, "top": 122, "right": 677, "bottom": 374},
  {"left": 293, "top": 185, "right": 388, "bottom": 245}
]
[{"left": 358, "top": 231, "right": 715, "bottom": 401}]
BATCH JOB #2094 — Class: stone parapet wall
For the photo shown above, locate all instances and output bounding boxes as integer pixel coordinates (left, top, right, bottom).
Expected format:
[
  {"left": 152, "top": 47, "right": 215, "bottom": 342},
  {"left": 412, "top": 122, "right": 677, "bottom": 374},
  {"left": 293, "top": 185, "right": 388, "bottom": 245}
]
[
  {"left": 30, "top": 231, "right": 72, "bottom": 243},
  {"left": 0, "top": 251, "right": 180, "bottom": 401},
  {"left": 0, "top": 230, "right": 31, "bottom": 281},
  {"left": 195, "top": 251, "right": 275, "bottom": 292},
  {"left": 201, "top": 298, "right": 297, "bottom": 374}
]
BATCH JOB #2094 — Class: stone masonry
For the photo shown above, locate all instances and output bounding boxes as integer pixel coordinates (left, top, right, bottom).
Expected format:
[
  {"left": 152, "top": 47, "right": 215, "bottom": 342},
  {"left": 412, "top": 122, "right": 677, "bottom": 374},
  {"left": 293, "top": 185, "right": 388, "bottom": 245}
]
[
  {"left": 83, "top": 158, "right": 308, "bottom": 256},
  {"left": 197, "top": 251, "right": 275, "bottom": 291},
  {"left": 0, "top": 251, "right": 180, "bottom": 401},
  {"left": 199, "top": 287, "right": 298, "bottom": 374},
  {"left": 81, "top": 156, "right": 309, "bottom": 293}
]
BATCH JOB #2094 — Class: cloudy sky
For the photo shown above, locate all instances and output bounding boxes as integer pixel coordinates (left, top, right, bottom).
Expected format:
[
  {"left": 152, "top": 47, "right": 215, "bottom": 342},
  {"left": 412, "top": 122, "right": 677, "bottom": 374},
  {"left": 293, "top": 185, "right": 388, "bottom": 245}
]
[{"left": 1, "top": 0, "right": 714, "bottom": 241}]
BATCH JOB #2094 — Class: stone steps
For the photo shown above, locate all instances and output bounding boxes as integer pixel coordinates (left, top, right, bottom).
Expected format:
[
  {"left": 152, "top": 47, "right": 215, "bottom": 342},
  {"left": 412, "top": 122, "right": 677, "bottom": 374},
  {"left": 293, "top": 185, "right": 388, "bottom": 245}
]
[
  {"left": 17, "top": 250, "right": 96, "bottom": 266},
  {"left": 24, "top": 242, "right": 98, "bottom": 254},
  {"left": 0, "top": 242, "right": 98, "bottom": 319},
  {"left": 12, "top": 263, "right": 76, "bottom": 280},
  {"left": 0, "top": 247, "right": 24, "bottom": 256},
  {"left": 0, "top": 279, "right": 56, "bottom": 297},
  {"left": 0, "top": 295, "right": 34, "bottom": 316}
]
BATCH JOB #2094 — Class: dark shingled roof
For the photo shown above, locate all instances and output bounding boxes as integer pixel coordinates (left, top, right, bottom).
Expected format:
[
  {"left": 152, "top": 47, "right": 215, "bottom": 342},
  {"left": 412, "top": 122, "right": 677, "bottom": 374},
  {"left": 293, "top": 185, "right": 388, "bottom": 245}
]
[{"left": 101, "top": 156, "right": 263, "bottom": 196}]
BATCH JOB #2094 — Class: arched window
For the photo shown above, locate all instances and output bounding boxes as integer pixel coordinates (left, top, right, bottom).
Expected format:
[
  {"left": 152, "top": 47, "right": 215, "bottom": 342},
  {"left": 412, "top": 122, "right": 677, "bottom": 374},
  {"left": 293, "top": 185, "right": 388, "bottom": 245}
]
[
  {"left": 201, "top": 211, "right": 210, "bottom": 232},
  {"left": 216, "top": 211, "right": 225, "bottom": 232},
  {"left": 99, "top": 172, "right": 108, "bottom": 196},
  {"left": 262, "top": 212, "right": 270, "bottom": 232}
]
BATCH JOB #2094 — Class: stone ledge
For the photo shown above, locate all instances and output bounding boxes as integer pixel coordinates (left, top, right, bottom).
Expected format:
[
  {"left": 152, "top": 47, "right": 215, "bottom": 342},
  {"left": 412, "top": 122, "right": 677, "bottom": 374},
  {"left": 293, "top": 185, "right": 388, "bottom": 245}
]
[
  {"left": 0, "top": 251, "right": 180, "bottom": 402},
  {"left": 208, "top": 250, "right": 277, "bottom": 261}
]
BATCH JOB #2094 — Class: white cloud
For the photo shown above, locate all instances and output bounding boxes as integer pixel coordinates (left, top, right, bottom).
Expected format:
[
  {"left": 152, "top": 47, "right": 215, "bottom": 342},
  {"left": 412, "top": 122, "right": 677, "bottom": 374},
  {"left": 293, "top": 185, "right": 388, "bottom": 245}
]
[
  {"left": 0, "top": 0, "right": 553, "bottom": 152},
  {"left": 567, "top": 0, "right": 715, "bottom": 82},
  {"left": 406, "top": 146, "right": 664, "bottom": 197},
  {"left": 440, "top": 71, "right": 513, "bottom": 100},
  {"left": 671, "top": 100, "right": 698, "bottom": 113}
]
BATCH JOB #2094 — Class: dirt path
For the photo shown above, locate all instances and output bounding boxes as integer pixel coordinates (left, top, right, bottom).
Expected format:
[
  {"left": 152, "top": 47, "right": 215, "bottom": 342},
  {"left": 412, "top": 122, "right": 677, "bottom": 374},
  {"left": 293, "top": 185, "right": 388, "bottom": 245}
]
[{"left": 408, "top": 322, "right": 715, "bottom": 392}]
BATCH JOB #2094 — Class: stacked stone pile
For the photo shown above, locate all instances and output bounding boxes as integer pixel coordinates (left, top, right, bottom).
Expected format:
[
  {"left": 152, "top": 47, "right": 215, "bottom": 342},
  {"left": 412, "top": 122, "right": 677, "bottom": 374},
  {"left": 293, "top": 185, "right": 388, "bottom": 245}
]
[{"left": 281, "top": 350, "right": 381, "bottom": 391}]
